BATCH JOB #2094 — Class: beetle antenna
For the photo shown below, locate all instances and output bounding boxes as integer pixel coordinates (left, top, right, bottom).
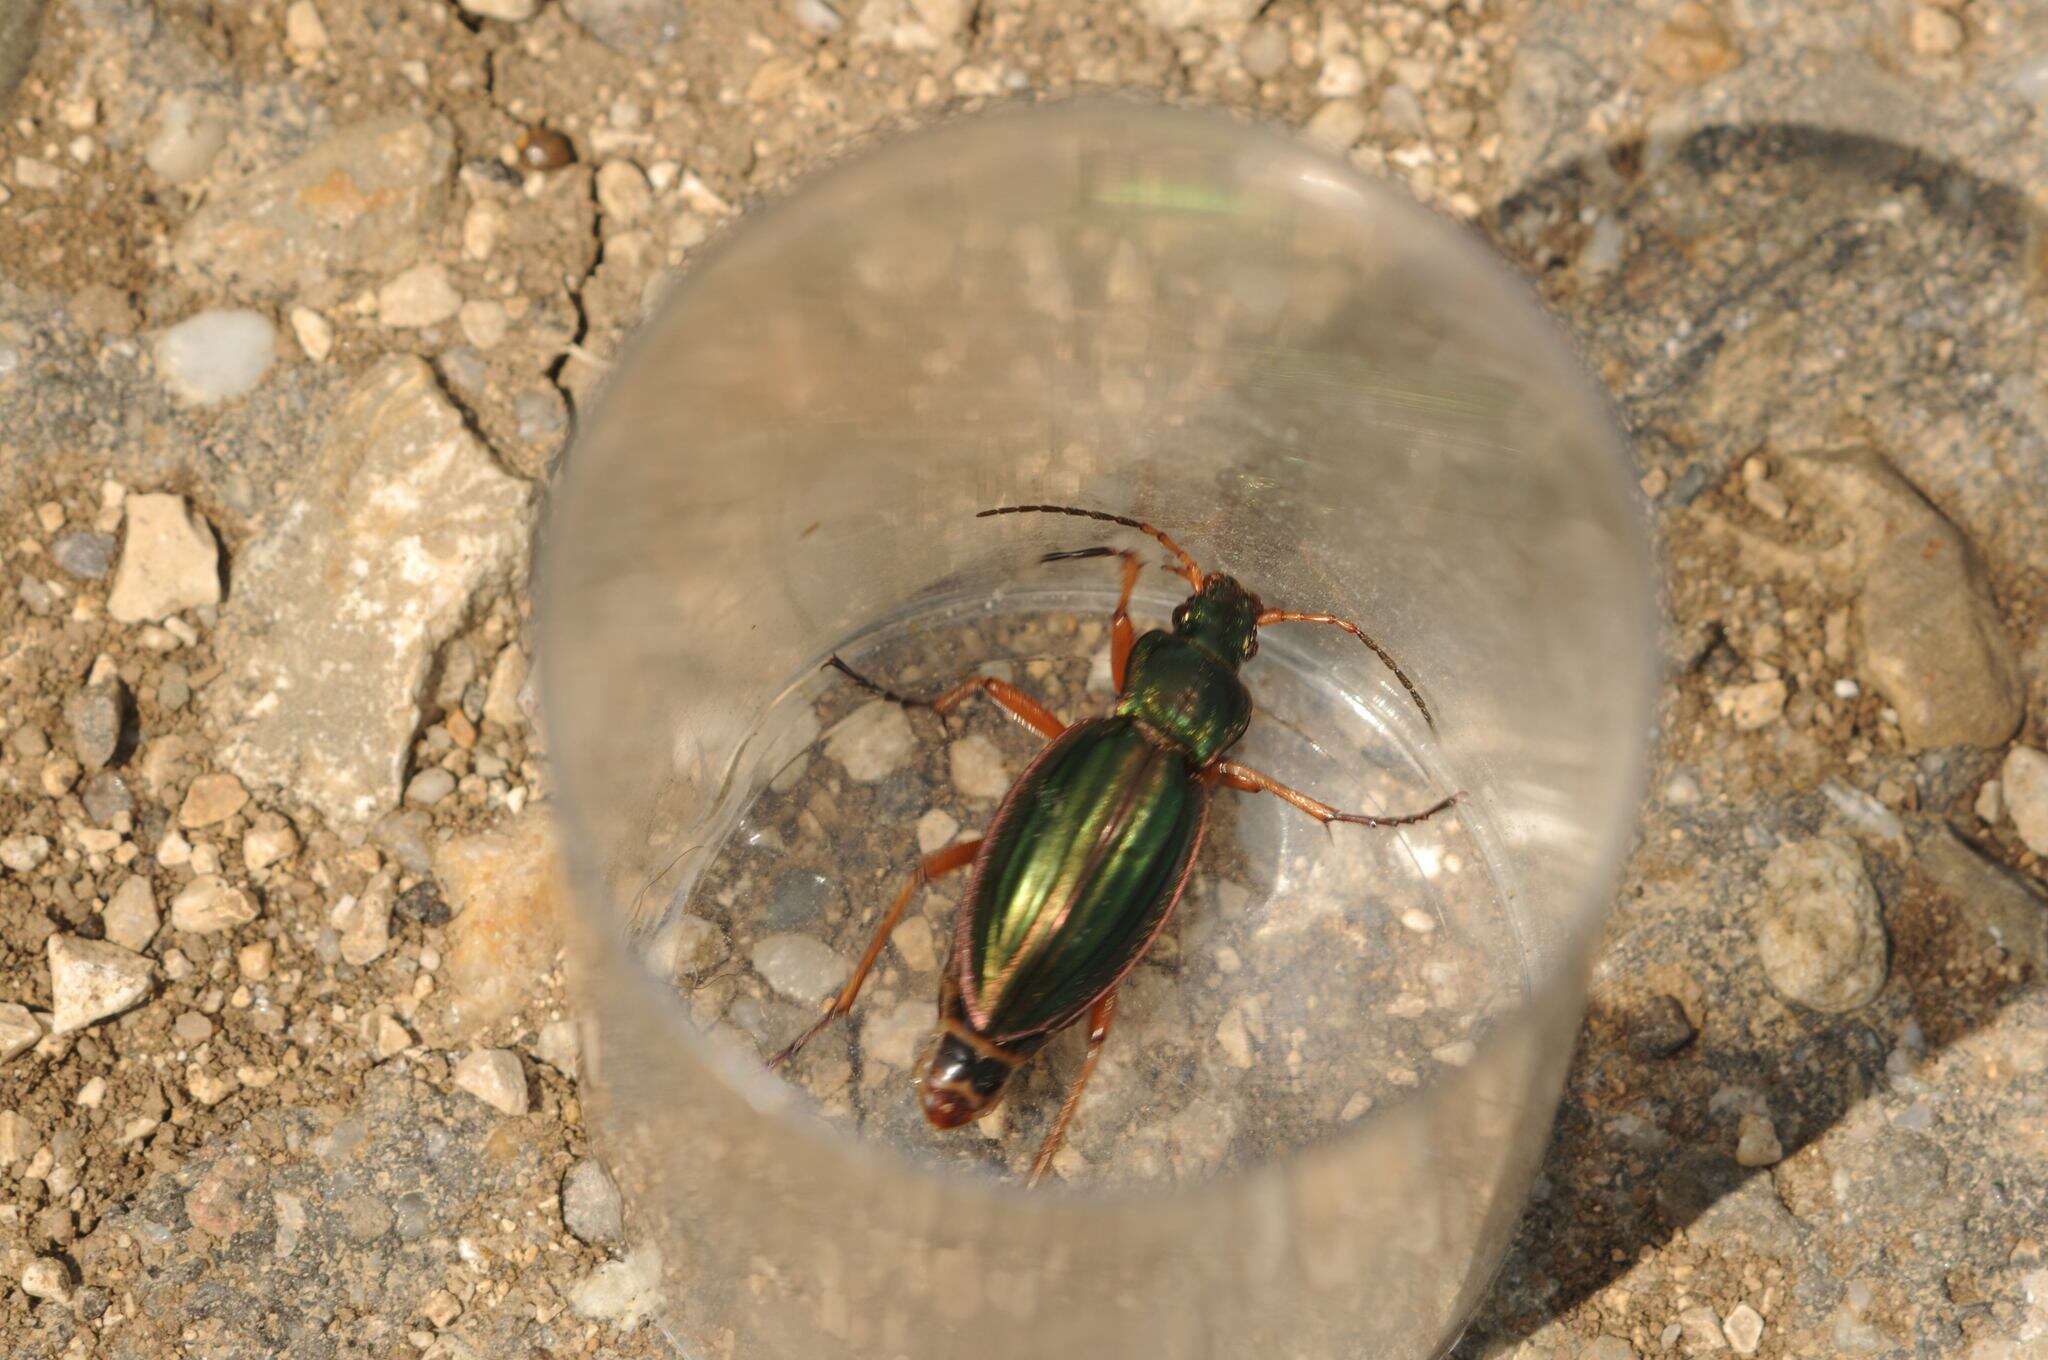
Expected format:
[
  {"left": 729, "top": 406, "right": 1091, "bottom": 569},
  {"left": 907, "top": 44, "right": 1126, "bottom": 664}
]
[
  {"left": 1256, "top": 609, "right": 1434, "bottom": 730},
  {"left": 980, "top": 505, "right": 1203, "bottom": 590}
]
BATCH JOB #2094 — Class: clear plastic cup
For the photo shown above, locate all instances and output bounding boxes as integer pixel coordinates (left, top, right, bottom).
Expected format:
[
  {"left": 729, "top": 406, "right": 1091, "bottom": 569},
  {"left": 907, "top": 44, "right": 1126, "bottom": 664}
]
[{"left": 540, "top": 103, "right": 1656, "bottom": 1360}]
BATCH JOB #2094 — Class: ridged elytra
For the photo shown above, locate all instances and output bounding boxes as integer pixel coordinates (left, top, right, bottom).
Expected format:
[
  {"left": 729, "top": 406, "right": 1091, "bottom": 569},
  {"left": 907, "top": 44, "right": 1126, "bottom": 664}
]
[{"left": 770, "top": 505, "right": 1461, "bottom": 1185}]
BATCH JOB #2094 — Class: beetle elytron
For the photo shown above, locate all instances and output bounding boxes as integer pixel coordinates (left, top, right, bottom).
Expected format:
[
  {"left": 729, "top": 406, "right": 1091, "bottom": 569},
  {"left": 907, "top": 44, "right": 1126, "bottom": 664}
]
[{"left": 771, "top": 505, "right": 1459, "bottom": 1183}]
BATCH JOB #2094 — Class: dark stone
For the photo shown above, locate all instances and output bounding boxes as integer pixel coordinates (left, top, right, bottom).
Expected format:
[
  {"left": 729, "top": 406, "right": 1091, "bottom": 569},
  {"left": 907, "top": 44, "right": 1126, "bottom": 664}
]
[
  {"left": 50, "top": 531, "right": 116, "bottom": 580},
  {"left": 1626, "top": 993, "right": 1697, "bottom": 1059},
  {"left": 63, "top": 681, "right": 126, "bottom": 771},
  {"left": 394, "top": 879, "right": 448, "bottom": 926}
]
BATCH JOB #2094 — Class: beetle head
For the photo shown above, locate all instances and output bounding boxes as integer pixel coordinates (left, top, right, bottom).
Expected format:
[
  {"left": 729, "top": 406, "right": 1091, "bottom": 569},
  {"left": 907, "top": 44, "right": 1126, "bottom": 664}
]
[
  {"left": 918, "top": 1032, "right": 1014, "bottom": 1129},
  {"left": 1171, "top": 573, "right": 1264, "bottom": 667}
]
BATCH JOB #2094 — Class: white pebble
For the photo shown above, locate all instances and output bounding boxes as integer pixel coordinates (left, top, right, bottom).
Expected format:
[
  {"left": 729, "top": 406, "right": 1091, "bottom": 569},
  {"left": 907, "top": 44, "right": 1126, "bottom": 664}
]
[
  {"left": 0, "top": 834, "right": 50, "bottom": 873},
  {"left": 20, "top": 1257, "right": 72, "bottom": 1304},
  {"left": 154, "top": 310, "right": 277, "bottom": 405},
  {"left": 914, "top": 809, "right": 960, "bottom": 853},
  {"left": 103, "top": 876, "right": 160, "bottom": 952},
  {"left": 169, "top": 875, "right": 258, "bottom": 934}
]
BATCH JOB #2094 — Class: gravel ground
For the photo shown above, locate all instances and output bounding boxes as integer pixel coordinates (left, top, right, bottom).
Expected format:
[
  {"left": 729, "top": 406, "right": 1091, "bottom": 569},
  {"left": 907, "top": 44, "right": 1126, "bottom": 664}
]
[{"left": 2, "top": 1, "right": 2045, "bottom": 1358}]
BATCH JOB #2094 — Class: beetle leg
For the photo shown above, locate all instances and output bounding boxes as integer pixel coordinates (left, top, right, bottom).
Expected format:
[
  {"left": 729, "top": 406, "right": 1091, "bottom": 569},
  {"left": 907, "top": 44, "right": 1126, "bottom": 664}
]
[
  {"left": 1211, "top": 760, "right": 1462, "bottom": 829},
  {"left": 769, "top": 838, "right": 983, "bottom": 1069},
  {"left": 826, "top": 657, "right": 1066, "bottom": 741},
  {"left": 1253, "top": 609, "right": 1434, "bottom": 730},
  {"left": 1026, "top": 990, "right": 1120, "bottom": 1187},
  {"left": 1029, "top": 546, "right": 1143, "bottom": 693}
]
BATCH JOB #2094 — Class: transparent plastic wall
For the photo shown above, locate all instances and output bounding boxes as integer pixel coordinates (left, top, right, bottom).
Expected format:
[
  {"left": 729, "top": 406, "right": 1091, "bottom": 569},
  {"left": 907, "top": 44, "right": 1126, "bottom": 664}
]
[{"left": 541, "top": 104, "right": 1657, "bottom": 1360}]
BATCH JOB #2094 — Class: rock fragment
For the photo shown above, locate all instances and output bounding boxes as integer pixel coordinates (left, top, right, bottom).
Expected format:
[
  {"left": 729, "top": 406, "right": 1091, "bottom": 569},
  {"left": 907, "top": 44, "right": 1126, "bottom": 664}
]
[
  {"left": 432, "top": 814, "right": 563, "bottom": 1040},
  {"left": 64, "top": 680, "right": 124, "bottom": 770},
  {"left": 751, "top": 933, "right": 850, "bottom": 1006},
  {"left": 453, "top": 1048, "right": 528, "bottom": 1116},
  {"left": 108, "top": 493, "right": 221, "bottom": 624},
  {"left": 561, "top": 1158, "right": 625, "bottom": 1245},
  {"left": 179, "top": 772, "right": 249, "bottom": 828},
  {"left": 172, "top": 115, "right": 455, "bottom": 297},
  {"left": 169, "top": 876, "right": 258, "bottom": 935},
  {"left": 0, "top": 1004, "right": 41, "bottom": 1062},
  {"left": 209, "top": 358, "right": 533, "bottom": 823},
  {"left": 1784, "top": 449, "right": 2021, "bottom": 750},
  {"left": 332, "top": 871, "right": 396, "bottom": 967},
  {"left": 1755, "top": 838, "right": 1887, "bottom": 1012},
  {"left": 823, "top": 700, "right": 914, "bottom": 782},
  {"left": 2002, "top": 746, "right": 2048, "bottom": 856},
  {"left": 103, "top": 876, "right": 160, "bottom": 952},
  {"left": 154, "top": 309, "right": 277, "bottom": 405},
  {"left": 48, "top": 935, "right": 154, "bottom": 1033}
]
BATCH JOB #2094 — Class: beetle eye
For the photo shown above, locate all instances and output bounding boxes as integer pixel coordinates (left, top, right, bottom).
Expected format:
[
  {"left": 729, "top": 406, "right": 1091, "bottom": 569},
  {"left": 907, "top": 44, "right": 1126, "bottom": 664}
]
[
  {"left": 1243, "top": 636, "right": 1258, "bottom": 659},
  {"left": 1171, "top": 604, "right": 1191, "bottom": 629}
]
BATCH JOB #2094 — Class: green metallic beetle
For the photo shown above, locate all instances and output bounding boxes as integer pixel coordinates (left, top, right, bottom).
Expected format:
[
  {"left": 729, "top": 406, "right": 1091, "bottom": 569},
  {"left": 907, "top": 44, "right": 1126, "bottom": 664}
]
[{"left": 771, "top": 505, "right": 1459, "bottom": 1183}]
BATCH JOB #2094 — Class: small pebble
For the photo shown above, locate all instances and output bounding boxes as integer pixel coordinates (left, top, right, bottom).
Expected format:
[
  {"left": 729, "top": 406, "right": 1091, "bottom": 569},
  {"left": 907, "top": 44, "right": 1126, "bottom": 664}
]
[
  {"left": 1302, "top": 100, "right": 1367, "bottom": 152},
  {"left": 823, "top": 700, "right": 915, "bottom": 782},
  {"left": 107, "top": 493, "right": 221, "bottom": 624},
  {"left": 1239, "top": 24, "right": 1287, "bottom": 78},
  {"left": 332, "top": 873, "right": 396, "bottom": 967},
  {"left": 0, "top": 834, "right": 50, "bottom": 873},
  {"left": 561, "top": 1158, "right": 626, "bottom": 1245},
  {"left": 1722, "top": 1303, "right": 1764, "bottom": 1354},
  {"left": 1315, "top": 54, "right": 1366, "bottom": 98},
  {"left": 47, "top": 934, "right": 154, "bottom": 1033},
  {"left": 289, "top": 306, "right": 334, "bottom": 362},
  {"left": 81, "top": 771, "right": 134, "bottom": 826},
  {"left": 595, "top": 160, "right": 653, "bottom": 225},
  {"left": 153, "top": 310, "right": 276, "bottom": 405},
  {"left": 1974, "top": 778, "right": 2002, "bottom": 824},
  {"left": 374, "top": 1014, "right": 413, "bottom": 1058},
  {"left": 915, "top": 809, "right": 961, "bottom": 853},
  {"left": 394, "top": 879, "right": 449, "bottom": 925},
  {"left": 169, "top": 876, "right": 258, "bottom": 934},
  {"left": 379, "top": 264, "right": 463, "bottom": 328},
  {"left": 1756, "top": 838, "right": 1886, "bottom": 1012},
  {"left": 1627, "top": 994, "right": 1696, "bottom": 1059},
  {"left": 179, "top": 772, "right": 249, "bottom": 827},
  {"left": 173, "top": 1011, "right": 214, "bottom": 1044},
  {"left": 63, "top": 683, "right": 124, "bottom": 770},
  {"left": 650, "top": 913, "right": 728, "bottom": 978},
  {"left": 2000, "top": 747, "right": 2048, "bottom": 855},
  {"left": 483, "top": 646, "right": 529, "bottom": 726},
  {"left": 242, "top": 813, "right": 300, "bottom": 871},
  {"left": 1717, "top": 678, "right": 1787, "bottom": 731},
  {"left": 454, "top": 1048, "right": 529, "bottom": 1115},
  {"left": 20, "top": 1256, "right": 72, "bottom": 1305},
  {"left": 891, "top": 916, "right": 937, "bottom": 972},
  {"left": 40, "top": 756, "right": 79, "bottom": 797},
  {"left": 237, "top": 940, "right": 275, "bottom": 981},
  {"left": 751, "top": 932, "right": 850, "bottom": 1006},
  {"left": 1735, "top": 1112, "right": 1784, "bottom": 1166},
  {"left": 535, "top": 1018, "right": 580, "bottom": 1079},
  {"left": 950, "top": 734, "right": 1012, "bottom": 799},
  {"left": 406, "top": 767, "right": 457, "bottom": 807},
  {"left": 103, "top": 876, "right": 160, "bottom": 952},
  {"left": 50, "top": 530, "right": 116, "bottom": 580},
  {"left": 0, "top": 1004, "right": 41, "bottom": 1062}
]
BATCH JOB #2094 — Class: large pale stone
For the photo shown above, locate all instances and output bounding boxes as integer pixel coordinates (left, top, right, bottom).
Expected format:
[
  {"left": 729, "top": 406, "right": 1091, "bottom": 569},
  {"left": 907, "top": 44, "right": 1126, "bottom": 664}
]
[
  {"left": 172, "top": 115, "right": 455, "bottom": 298},
  {"left": 210, "top": 357, "right": 533, "bottom": 824}
]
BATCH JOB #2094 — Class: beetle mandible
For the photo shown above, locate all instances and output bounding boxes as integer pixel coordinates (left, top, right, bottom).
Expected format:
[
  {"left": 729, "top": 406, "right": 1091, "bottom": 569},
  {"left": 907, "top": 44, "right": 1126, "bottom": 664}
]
[{"left": 770, "top": 504, "right": 1460, "bottom": 1184}]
